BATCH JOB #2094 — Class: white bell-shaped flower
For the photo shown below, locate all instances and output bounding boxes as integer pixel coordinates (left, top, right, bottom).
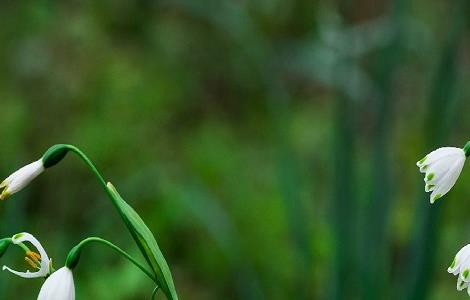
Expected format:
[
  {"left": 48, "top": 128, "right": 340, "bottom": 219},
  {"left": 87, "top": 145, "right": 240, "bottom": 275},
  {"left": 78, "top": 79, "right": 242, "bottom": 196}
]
[
  {"left": 37, "top": 266, "right": 75, "bottom": 300},
  {"left": 417, "top": 147, "right": 467, "bottom": 203},
  {"left": 0, "top": 160, "right": 44, "bottom": 200},
  {"left": 448, "top": 244, "right": 470, "bottom": 295},
  {"left": 2, "top": 232, "right": 51, "bottom": 278}
]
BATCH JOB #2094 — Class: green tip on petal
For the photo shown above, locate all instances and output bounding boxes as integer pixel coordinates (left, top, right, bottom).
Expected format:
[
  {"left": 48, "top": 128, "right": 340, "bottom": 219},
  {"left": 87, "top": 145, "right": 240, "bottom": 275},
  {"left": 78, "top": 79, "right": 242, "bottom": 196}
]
[
  {"left": 464, "top": 269, "right": 470, "bottom": 279},
  {"left": 450, "top": 257, "right": 457, "bottom": 269},
  {"left": 431, "top": 193, "right": 442, "bottom": 203},
  {"left": 12, "top": 233, "right": 24, "bottom": 240},
  {"left": 418, "top": 156, "right": 427, "bottom": 165},
  {"left": 426, "top": 173, "right": 435, "bottom": 181},
  {"left": 464, "top": 141, "right": 470, "bottom": 158},
  {"left": 0, "top": 191, "right": 9, "bottom": 201}
]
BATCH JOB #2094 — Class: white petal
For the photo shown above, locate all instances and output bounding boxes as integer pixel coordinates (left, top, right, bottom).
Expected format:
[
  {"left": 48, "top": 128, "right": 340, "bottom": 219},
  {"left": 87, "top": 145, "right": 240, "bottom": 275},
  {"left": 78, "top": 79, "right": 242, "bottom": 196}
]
[
  {"left": 6, "top": 160, "right": 44, "bottom": 194},
  {"left": 425, "top": 184, "right": 435, "bottom": 192},
  {"left": 458, "top": 276, "right": 469, "bottom": 291},
  {"left": 3, "top": 232, "right": 50, "bottom": 278},
  {"left": 37, "top": 267, "right": 75, "bottom": 300},
  {"left": 0, "top": 174, "right": 14, "bottom": 188},
  {"left": 425, "top": 154, "right": 463, "bottom": 185},
  {"left": 449, "top": 245, "right": 470, "bottom": 275},
  {"left": 430, "top": 157, "right": 465, "bottom": 203},
  {"left": 418, "top": 147, "right": 463, "bottom": 168},
  {"left": 460, "top": 255, "right": 470, "bottom": 283}
]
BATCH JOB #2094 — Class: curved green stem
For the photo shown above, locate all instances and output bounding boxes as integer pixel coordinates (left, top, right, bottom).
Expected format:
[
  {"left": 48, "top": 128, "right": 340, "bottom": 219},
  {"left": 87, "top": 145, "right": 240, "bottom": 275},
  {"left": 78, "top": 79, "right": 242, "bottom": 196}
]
[
  {"left": 62, "top": 146, "right": 136, "bottom": 232},
  {"left": 151, "top": 286, "right": 160, "bottom": 299},
  {"left": 66, "top": 237, "right": 156, "bottom": 282},
  {"left": 64, "top": 145, "right": 110, "bottom": 192},
  {"left": 50, "top": 144, "right": 176, "bottom": 299}
]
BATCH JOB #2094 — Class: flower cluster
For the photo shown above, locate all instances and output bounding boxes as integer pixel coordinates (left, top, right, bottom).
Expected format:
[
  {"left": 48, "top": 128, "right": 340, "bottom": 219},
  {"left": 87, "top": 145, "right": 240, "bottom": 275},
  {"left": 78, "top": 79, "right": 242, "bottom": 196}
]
[
  {"left": 0, "top": 232, "right": 75, "bottom": 299},
  {"left": 0, "top": 144, "right": 177, "bottom": 300},
  {"left": 418, "top": 141, "right": 470, "bottom": 296}
]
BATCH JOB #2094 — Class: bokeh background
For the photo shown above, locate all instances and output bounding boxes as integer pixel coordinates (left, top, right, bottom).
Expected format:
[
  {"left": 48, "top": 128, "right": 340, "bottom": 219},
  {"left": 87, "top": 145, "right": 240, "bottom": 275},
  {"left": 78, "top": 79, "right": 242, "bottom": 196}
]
[{"left": 0, "top": 0, "right": 470, "bottom": 299}]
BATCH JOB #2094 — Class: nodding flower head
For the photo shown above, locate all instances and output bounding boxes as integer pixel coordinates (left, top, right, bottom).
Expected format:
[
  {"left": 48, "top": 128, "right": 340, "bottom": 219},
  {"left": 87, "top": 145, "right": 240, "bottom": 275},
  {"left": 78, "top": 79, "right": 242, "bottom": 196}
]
[
  {"left": 0, "top": 160, "right": 45, "bottom": 201},
  {"left": 0, "top": 145, "right": 70, "bottom": 201},
  {"left": 2, "top": 232, "right": 51, "bottom": 278},
  {"left": 417, "top": 146, "right": 467, "bottom": 203},
  {"left": 38, "top": 266, "right": 75, "bottom": 300},
  {"left": 448, "top": 244, "right": 470, "bottom": 295}
]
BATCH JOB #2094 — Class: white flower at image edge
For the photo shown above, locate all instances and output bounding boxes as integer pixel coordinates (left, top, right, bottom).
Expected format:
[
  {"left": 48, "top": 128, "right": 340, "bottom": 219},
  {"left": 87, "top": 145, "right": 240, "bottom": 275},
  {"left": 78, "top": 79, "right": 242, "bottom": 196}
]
[
  {"left": 417, "top": 147, "right": 467, "bottom": 203},
  {"left": 38, "top": 266, "right": 75, "bottom": 300},
  {"left": 2, "top": 232, "right": 51, "bottom": 278},
  {"left": 0, "top": 160, "right": 44, "bottom": 200},
  {"left": 448, "top": 245, "right": 470, "bottom": 295}
]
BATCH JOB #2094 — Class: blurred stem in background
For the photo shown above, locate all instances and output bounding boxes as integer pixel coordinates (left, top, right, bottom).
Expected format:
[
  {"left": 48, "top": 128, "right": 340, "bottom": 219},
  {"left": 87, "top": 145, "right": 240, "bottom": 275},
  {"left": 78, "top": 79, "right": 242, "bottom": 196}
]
[
  {"left": 331, "top": 1, "right": 358, "bottom": 299},
  {"left": 362, "top": 1, "right": 405, "bottom": 300},
  {"left": 405, "top": 0, "right": 470, "bottom": 299},
  {"left": 331, "top": 94, "right": 357, "bottom": 300},
  {"left": 267, "top": 85, "right": 311, "bottom": 300},
  {"left": 159, "top": 1, "right": 313, "bottom": 298}
]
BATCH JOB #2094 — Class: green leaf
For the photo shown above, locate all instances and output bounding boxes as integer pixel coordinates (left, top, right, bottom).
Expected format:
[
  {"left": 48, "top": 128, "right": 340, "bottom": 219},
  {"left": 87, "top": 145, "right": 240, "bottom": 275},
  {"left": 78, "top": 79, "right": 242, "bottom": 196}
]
[{"left": 107, "top": 182, "right": 178, "bottom": 300}]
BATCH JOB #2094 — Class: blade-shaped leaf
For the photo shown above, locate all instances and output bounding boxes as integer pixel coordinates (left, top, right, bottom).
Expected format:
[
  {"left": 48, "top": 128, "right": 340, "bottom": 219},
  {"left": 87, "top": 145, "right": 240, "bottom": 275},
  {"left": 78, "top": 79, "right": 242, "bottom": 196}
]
[{"left": 107, "top": 182, "right": 178, "bottom": 300}]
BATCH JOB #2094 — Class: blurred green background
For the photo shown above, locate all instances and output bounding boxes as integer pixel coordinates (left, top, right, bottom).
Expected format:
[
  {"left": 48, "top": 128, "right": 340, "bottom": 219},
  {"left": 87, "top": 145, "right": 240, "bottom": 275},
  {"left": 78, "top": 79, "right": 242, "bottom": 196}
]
[{"left": 1, "top": 0, "right": 470, "bottom": 299}]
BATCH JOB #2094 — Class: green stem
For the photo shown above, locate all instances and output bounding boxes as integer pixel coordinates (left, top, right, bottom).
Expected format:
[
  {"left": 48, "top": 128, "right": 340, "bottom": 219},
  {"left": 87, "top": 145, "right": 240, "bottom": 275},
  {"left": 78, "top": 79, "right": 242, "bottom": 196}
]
[
  {"left": 66, "top": 237, "right": 156, "bottom": 282},
  {"left": 51, "top": 144, "right": 171, "bottom": 297},
  {"left": 64, "top": 145, "right": 110, "bottom": 191},
  {"left": 62, "top": 145, "right": 137, "bottom": 237},
  {"left": 151, "top": 286, "right": 160, "bottom": 299}
]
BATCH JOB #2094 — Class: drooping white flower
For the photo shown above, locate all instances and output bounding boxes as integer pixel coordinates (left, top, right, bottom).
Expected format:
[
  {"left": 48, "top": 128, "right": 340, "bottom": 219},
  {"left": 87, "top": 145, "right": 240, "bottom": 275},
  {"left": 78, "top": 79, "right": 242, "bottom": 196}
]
[
  {"left": 417, "top": 146, "right": 467, "bottom": 203},
  {"left": 37, "top": 266, "right": 75, "bottom": 300},
  {"left": 448, "top": 244, "right": 470, "bottom": 295},
  {"left": 0, "top": 160, "right": 45, "bottom": 200},
  {"left": 2, "top": 232, "right": 51, "bottom": 278}
]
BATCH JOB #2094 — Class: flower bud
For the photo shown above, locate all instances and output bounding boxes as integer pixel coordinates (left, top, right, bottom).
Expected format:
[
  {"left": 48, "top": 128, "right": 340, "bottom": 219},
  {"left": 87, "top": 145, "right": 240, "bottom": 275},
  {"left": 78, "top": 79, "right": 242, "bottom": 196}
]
[
  {"left": 42, "top": 144, "right": 70, "bottom": 169},
  {"left": 0, "top": 238, "right": 12, "bottom": 258}
]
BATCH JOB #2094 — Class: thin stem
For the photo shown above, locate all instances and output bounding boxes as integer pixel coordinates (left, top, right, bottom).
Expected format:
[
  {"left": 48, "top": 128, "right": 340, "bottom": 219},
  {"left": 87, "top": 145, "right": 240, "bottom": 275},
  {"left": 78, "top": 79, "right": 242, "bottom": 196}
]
[
  {"left": 70, "top": 237, "right": 156, "bottom": 282},
  {"left": 64, "top": 145, "right": 109, "bottom": 190},
  {"left": 63, "top": 145, "right": 130, "bottom": 228},
  {"left": 151, "top": 286, "right": 160, "bottom": 299}
]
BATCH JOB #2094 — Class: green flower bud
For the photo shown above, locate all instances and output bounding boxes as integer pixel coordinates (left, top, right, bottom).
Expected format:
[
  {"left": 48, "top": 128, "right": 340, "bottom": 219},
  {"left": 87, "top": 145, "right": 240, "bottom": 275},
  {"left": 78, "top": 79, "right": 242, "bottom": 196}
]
[
  {"left": 464, "top": 141, "right": 470, "bottom": 158},
  {"left": 65, "top": 245, "right": 81, "bottom": 270},
  {"left": 0, "top": 238, "right": 12, "bottom": 257},
  {"left": 42, "top": 145, "right": 70, "bottom": 169}
]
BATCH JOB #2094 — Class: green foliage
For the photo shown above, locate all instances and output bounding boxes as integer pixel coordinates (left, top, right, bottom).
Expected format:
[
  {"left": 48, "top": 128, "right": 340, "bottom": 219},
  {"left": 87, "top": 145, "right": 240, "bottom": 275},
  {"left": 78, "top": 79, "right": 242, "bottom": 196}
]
[
  {"left": 0, "top": 0, "right": 469, "bottom": 299},
  {"left": 107, "top": 183, "right": 178, "bottom": 300}
]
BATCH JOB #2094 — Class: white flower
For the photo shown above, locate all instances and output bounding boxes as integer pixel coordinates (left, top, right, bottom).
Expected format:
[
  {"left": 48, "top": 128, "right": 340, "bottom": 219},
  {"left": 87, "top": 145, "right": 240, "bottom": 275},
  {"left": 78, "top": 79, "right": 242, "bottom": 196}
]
[
  {"left": 448, "top": 244, "right": 470, "bottom": 295},
  {"left": 2, "top": 232, "right": 51, "bottom": 278},
  {"left": 417, "top": 147, "right": 467, "bottom": 203},
  {"left": 0, "top": 160, "right": 44, "bottom": 200},
  {"left": 37, "top": 266, "right": 75, "bottom": 300}
]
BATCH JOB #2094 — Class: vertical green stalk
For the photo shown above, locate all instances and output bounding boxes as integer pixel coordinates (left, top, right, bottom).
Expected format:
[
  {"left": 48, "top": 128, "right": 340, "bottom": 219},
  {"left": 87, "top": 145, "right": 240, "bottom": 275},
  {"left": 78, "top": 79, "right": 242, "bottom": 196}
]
[
  {"left": 331, "top": 2, "right": 357, "bottom": 299},
  {"left": 406, "top": 1, "right": 469, "bottom": 299},
  {"left": 362, "top": 1, "right": 405, "bottom": 299},
  {"left": 331, "top": 94, "right": 357, "bottom": 300},
  {"left": 267, "top": 86, "right": 311, "bottom": 300}
]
